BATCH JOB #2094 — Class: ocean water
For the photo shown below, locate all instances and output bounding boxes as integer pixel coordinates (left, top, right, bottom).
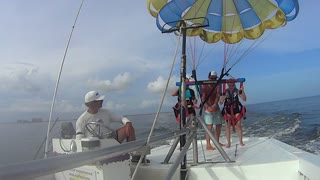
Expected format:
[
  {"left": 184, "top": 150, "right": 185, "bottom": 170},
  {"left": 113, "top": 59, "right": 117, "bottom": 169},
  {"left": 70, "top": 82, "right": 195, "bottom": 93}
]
[{"left": 0, "top": 95, "right": 319, "bottom": 166}]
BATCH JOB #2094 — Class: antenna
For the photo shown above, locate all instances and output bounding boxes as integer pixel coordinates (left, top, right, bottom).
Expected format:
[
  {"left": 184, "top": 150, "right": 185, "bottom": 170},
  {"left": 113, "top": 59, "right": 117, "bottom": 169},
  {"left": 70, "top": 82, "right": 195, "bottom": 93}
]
[{"left": 44, "top": 0, "right": 85, "bottom": 158}]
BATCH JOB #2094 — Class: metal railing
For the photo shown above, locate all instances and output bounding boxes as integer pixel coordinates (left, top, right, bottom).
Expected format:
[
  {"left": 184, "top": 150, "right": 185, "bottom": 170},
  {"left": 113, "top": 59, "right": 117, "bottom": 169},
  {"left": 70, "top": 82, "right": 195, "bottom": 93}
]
[
  {"left": 0, "top": 115, "right": 233, "bottom": 180},
  {"left": 0, "top": 129, "right": 190, "bottom": 180},
  {"left": 163, "top": 116, "right": 232, "bottom": 164}
]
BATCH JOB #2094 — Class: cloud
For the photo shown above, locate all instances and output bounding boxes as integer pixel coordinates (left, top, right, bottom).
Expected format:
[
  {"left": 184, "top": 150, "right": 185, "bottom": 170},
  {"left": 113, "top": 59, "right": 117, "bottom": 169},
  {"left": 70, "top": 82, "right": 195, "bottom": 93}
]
[
  {"left": 86, "top": 72, "right": 132, "bottom": 92},
  {"left": 0, "top": 62, "right": 44, "bottom": 93},
  {"left": 104, "top": 100, "right": 126, "bottom": 111},
  {"left": 141, "top": 99, "right": 176, "bottom": 109},
  {"left": 147, "top": 76, "right": 179, "bottom": 93},
  {"left": 141, "top": 99, "right": 158, "bottom": 108},
  {"left": 55, "top": 99, "right": 81, "bottom": 112}
]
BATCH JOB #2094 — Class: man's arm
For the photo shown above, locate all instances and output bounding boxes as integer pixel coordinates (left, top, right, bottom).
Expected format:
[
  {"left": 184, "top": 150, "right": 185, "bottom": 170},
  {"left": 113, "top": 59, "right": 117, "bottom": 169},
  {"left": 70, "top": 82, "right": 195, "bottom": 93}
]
[
  {"left": 75, "top": 115, "right": 85, "bottom": 139},
  {"left": 208, "top": 86, "right": 220, "bottom": 111},
  {"left": 214, "top": 86, "right": 220, "bottom": 105},
  {"left": 109, "top": 111, "right": 131, "bottom": 125},
  {"left": 121, "top": 117, "right": 131, "bottom": 124},
  {"left": 201, "top": 85, "right": 208, "bottom": 108},
  {"left": 171, "top": 88, "right": 179, "bottom": 96}
]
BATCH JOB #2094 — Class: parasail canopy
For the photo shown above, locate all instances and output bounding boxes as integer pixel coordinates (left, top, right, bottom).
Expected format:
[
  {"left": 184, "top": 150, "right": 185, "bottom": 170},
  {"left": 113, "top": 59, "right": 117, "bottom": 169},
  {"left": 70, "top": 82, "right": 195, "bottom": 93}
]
[{"left": 147, "top": 0, "right": 299, "bottom": 44}]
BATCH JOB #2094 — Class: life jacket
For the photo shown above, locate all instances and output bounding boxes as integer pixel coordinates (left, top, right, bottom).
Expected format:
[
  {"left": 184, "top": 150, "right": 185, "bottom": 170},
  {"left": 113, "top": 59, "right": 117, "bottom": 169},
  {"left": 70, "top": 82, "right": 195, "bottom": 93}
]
[
  {"left": 173, "top": 101, "right": 188, "bottom": 123},
  {"left": 173, "top": 88, "right": 196, "bottom": 123},
  {"left": 222, "top": 88, "right": 246, "bottom": 131}
]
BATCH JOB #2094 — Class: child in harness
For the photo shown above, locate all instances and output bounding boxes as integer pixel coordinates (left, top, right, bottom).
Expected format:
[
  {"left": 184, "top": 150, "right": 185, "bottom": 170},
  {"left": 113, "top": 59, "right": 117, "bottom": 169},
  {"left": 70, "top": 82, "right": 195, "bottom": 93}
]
[
  {"left": 171, "top": 75, "right": 199, "bottom": 125},
  {"left": 220, "top": 81, "right": 247, "bottom": 148},
  {"left": 172, "top": 86, "right": 198, "bottom": 124}
]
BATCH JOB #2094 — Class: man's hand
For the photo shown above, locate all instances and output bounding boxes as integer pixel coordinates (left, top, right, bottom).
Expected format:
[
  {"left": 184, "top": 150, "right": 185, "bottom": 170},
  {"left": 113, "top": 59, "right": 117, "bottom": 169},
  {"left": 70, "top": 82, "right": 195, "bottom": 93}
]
[
  {"left": 76, "top": 133, "right": 84, "bottom": 140},
  {"left": 124, "top": 122, "right": 136, "bottom": 142},
  {"left": 125, "top": 122, "right": 134, "bottom": 133},
  {"left": 207, "top": 104, "right": 219, "bottom": 112}
]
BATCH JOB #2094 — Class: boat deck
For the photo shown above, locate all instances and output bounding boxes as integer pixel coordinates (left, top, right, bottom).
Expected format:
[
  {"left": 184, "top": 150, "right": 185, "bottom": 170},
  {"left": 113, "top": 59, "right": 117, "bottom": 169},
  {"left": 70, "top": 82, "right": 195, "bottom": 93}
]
[
  {"left": 132, "top": 137, "right": 320, "bottom": 180},
  {"left": 36, "top": 137, "right": 320, "bottom": 180}
]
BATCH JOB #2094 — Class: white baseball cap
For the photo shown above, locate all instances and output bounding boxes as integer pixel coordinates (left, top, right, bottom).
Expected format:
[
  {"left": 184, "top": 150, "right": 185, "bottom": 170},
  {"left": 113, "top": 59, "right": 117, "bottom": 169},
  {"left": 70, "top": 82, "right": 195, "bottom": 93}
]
[
  {"left": 85, "top": 91, "right": 105, "bottom": 103},
  {"left": 208, "top": 71, "right": 217, "bottom": 78}
]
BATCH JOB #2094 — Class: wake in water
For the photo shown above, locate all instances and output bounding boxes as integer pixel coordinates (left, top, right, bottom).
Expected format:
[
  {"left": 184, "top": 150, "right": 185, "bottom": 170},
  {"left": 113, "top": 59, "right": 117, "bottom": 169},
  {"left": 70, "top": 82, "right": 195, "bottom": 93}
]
[
  {"left": 243, "top": 113, "right": 301, "bottom": 138},
  {"left": 242, "top": 112, "right": 320, "bottom": 154},
  {"left": 132, "top": 108, "right": 320, "bottom": 155}
]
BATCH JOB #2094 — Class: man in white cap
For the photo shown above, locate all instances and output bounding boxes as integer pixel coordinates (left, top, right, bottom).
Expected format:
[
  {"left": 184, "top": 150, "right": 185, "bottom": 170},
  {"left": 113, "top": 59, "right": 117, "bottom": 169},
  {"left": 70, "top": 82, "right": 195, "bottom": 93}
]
[
  {"left": 76, "top": 90, "right": 136, "bottom": 143},
  {"left": 201, "top": 71, "right": 225, "bottom": 150}
]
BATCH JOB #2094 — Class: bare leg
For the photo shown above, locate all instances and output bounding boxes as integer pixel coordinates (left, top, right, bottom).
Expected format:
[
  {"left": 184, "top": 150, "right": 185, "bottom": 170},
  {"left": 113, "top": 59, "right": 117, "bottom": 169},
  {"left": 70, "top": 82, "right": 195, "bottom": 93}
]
[
  {"left": 235, "top": 115, "right": 244, "bottom": 146},
  {"left": 117, "top": 122, "right": 136, "bottom": 143},
  {"left": 206, "top": 124, "right": 215, "bottom": 150},
  {"left": 225, "top": 118, "right": 231, "bottom": 148},
  {"left": 215, "top": 124, "right": 224, "bottom": 146}
]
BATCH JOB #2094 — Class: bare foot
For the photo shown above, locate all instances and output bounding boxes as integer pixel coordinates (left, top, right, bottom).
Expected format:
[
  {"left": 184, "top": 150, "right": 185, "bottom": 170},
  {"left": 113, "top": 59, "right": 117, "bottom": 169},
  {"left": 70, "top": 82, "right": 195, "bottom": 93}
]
[
  {"left": 240, "top": 142, "right": 245, "bottom": 146},
  {"left": 206, "top": 146, "right": 216, "bottom": 150},
  {"left": 226, "top": 144, "right": 231, "bottom": 148}
]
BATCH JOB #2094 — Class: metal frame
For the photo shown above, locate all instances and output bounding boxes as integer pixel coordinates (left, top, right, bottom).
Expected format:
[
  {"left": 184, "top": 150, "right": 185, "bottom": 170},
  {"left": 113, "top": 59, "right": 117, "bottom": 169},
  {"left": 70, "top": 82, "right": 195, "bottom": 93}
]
[
  {"left": 0, "top": 129, "right": 190, "bottom": 180},
  {"left": 162, "top": 116, "right": 232, "bottom": 164}
]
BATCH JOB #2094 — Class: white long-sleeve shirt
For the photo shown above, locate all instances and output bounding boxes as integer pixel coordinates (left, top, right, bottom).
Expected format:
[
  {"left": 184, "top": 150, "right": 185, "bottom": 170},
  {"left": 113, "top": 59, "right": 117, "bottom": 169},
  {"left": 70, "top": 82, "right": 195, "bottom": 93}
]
[{"left": 76, "top": 108, "right": 130, "bottom": 139}]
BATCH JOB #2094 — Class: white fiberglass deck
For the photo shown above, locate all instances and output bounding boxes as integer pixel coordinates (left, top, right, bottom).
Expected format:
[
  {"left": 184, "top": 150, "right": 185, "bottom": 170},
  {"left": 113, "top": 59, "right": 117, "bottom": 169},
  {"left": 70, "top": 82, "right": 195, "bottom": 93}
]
[
  {"left": 132, "top": 137, "right": 320, "bottom": 180},
  {"left": 36, "top": 137, "right": 320, "bottom": 180}
]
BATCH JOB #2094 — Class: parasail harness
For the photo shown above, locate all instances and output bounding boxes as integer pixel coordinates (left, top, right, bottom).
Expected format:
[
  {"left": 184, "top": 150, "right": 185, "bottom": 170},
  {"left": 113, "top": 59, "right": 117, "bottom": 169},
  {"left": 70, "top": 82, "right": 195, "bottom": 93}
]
[{"left": 221, "top": 82, "right": 246, "bottom": 132}]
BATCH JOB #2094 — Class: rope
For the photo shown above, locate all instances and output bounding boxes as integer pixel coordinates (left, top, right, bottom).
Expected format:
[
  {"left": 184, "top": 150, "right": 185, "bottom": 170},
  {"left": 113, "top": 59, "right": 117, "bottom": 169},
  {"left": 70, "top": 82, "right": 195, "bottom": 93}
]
[
  {"left": 225, "top": 40, "right": 245, "bottom": 66},
  {"left": 224, "top": 31, "right": 273, "bottom": 72},
  {"left": 230, "top": 32, "right": 272, "bottom": 69},
  {"left": 195, "top": 40, "right": 208, "bottom": 69},
  {"left": 130, "top": 27, "right": 183, "bottom": 180}
]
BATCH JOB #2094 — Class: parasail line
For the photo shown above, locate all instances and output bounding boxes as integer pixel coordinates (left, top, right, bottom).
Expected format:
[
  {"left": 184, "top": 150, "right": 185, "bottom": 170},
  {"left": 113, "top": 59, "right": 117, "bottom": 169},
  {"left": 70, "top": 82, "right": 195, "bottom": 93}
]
[{"left": 229, "top": 31, "right": 273, "bottom": 69}]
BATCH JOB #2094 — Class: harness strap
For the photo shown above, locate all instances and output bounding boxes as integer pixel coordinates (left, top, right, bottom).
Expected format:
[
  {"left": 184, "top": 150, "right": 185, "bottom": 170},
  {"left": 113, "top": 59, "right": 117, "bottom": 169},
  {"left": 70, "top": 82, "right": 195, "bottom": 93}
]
[
  {"left": 173, "top": 101, "right": 191, "bottom": 123},
  {"left": 223, "top": 98, "right": 246, "bottom": 132},
  {"left": 241, "top": 106, "right": 246, "bottom": 120},
  {"left": 222, "top": 83, "right": 226, "bottom": 96},
  {"left": 230, "top": 104, "right": 236, "bottom": 132},
  {"left": 240, "top": 82, "right": 243, "bottom": 89}
]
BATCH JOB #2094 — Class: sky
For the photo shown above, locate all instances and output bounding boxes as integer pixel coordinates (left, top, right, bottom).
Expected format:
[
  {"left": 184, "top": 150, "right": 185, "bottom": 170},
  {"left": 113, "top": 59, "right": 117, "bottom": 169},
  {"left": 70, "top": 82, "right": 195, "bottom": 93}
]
[{"left": 0, "top": 0, "right": 319, "bottom": 122}]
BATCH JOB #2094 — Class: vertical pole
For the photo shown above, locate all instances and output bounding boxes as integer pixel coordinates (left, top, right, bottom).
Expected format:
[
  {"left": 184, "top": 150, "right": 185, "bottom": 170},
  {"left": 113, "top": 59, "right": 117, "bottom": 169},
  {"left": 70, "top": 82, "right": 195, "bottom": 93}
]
[
  {"left": 180, "top": 24, "right": 187, "bottom": 180},
  {"left": 192, "top": 131, "right": 198, "bottom": 164},
  {"left": 192, "top": 118, "right": 198, "bottom": 164},
  {"left": 44, "top": 0, "right": 85, "bottom": 158}
]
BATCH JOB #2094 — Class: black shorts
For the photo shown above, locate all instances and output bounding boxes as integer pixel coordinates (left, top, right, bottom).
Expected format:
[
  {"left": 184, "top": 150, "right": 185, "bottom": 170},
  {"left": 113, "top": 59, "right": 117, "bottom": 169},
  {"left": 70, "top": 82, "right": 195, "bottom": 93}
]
[
  {"left": 226, "top": 106, "right": 241, "bottom": 114},
  {"left": 188, "top": 107, "right": 196, "bottom": 116}
]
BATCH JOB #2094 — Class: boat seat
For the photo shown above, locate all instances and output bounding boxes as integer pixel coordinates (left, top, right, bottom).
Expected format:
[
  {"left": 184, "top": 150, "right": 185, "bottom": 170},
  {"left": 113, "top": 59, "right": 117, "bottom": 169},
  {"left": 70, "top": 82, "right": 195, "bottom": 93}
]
[{"left": 61, "top": 122, "right": 76, "bottom": 139}]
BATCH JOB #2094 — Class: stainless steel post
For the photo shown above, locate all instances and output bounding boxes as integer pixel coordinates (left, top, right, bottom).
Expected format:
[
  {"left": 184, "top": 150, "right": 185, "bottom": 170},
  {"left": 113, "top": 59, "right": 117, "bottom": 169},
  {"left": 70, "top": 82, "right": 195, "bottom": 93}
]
[
  {"left": 197, "top": 117, "right": 232, "bottom": 162},
  {"left": 165, "top": 132, "right": 196, "bottom": 180}
]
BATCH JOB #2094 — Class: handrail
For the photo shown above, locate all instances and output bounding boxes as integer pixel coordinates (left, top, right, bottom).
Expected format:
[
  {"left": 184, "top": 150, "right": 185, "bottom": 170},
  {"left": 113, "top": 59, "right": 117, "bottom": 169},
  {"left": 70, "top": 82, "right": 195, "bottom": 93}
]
[
  {"left": 163, "top": 116, "right": 232, "bottom": 164},
  {"left": 163, "top": 136, "right": 180, "bottom": 164},
  {"left": 197, "top": 116, "right": 232, "bottom": 162},
  {"left": 166, "top": 131, "right": 197, "bottom": 180},
  {"left": 0, "top": 129, "right": 190, "bottom": 180}
]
